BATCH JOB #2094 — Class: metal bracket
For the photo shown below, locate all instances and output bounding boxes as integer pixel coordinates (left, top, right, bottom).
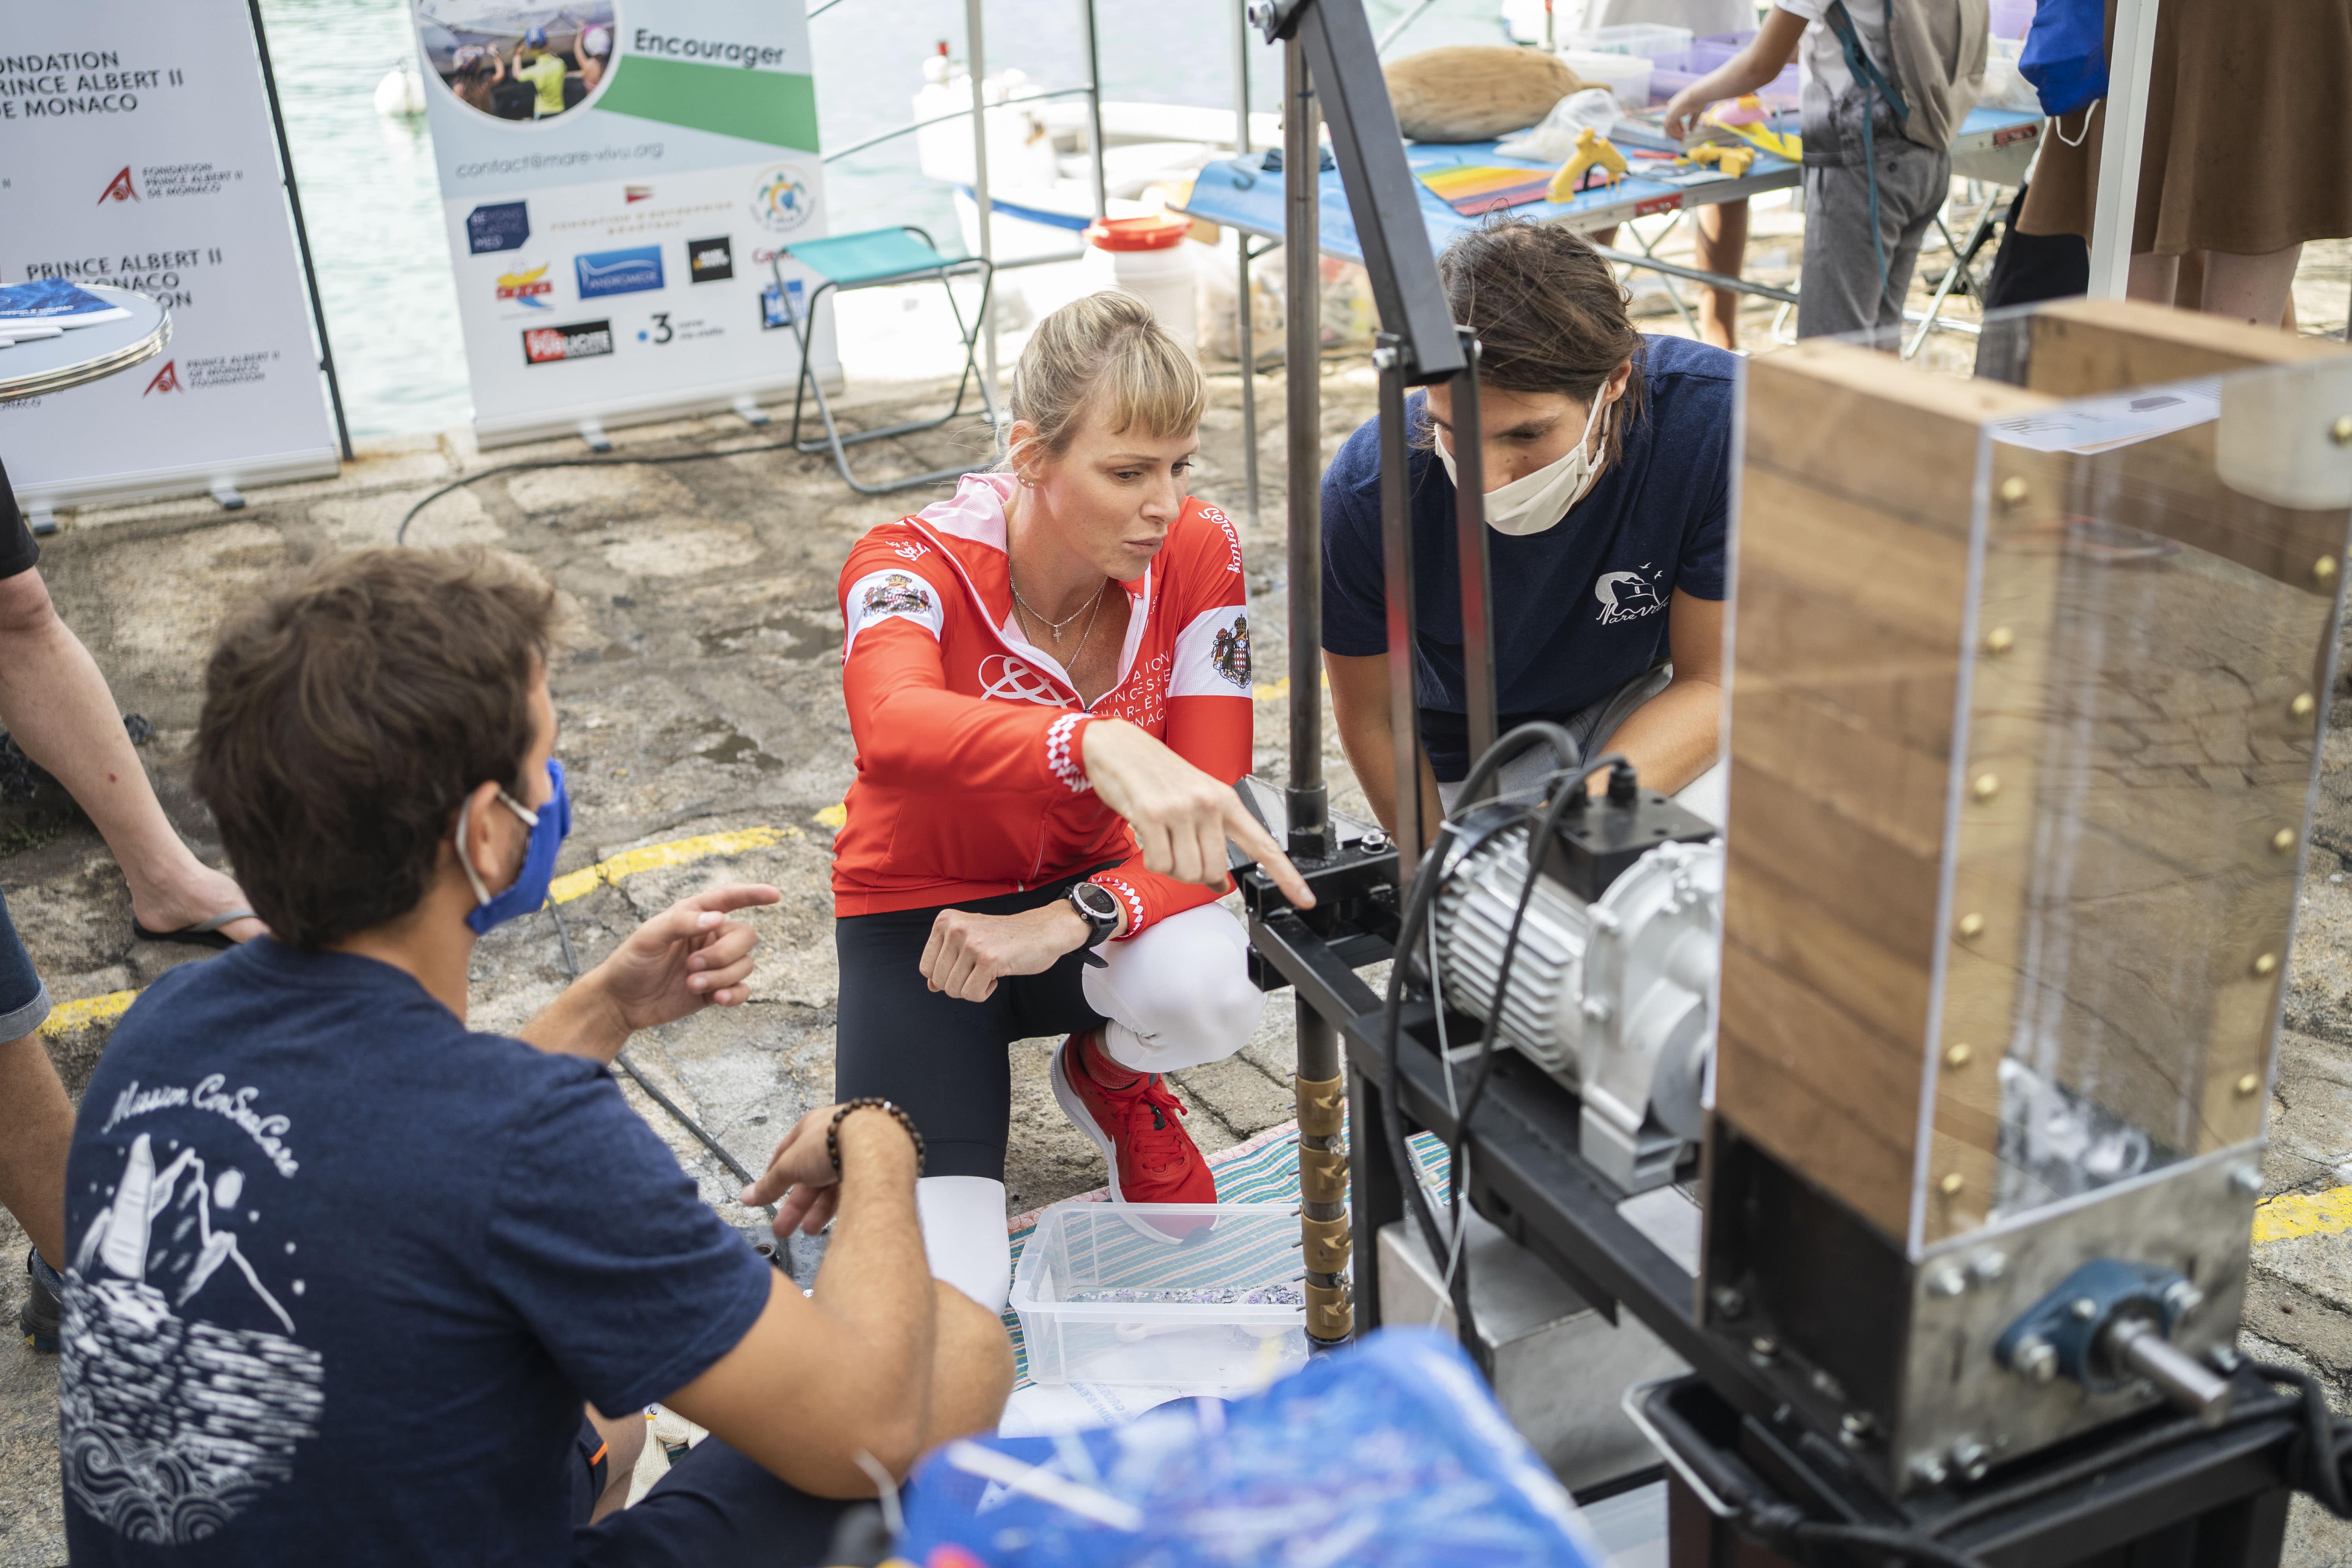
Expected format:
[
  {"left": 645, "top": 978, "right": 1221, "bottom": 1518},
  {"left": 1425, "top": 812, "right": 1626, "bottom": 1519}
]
[
  {"left": 1300, "top": 1210, "right": 1352, "bottom": 1273},
  {"left": 1299, "top": 1141, "right": 1350, "bottom": 1204},
  {"left": 1296, "top": 1071, "right": 1346, "bottom": 1138}
]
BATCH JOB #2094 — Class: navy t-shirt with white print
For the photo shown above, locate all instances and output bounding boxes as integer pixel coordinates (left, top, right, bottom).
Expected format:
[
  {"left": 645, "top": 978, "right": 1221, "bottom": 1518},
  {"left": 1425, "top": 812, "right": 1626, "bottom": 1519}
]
[
  {"left": 58, "top": 938, "right": 774, "bottom": 1566},
  {"left": 1319, "top": 332, "right": 1735, "bottom": 781}
]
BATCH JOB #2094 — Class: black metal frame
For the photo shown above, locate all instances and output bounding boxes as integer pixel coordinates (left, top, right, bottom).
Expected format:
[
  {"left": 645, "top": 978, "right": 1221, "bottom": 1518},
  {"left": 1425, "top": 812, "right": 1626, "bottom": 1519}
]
[
  {"left": 1238, "top": 0, "right": 2321, "bottom": 1560},
  {"left": 245, "top": 0, "right": 353, "bottom": 463},
  {"left": 772, "top": 227, "right": 997, "bottom": 495}
]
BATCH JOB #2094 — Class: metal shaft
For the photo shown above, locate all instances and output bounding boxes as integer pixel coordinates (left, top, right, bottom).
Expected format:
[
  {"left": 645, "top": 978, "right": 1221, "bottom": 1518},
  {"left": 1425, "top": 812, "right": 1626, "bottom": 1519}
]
[
  {"left": 1283, "top": 36, "right": 1330, "bottom": 861},
  {"left": 1079, "top": 0, "right": 1107, "bottom": 220},
  {"left": 1232, "top": 0, "right": 1259, "bottom": 526},
  {"left": 1449, "top": 341, "right": 1498, "bottom": 773},
  {"left": 2105, "top": 1317, "right": 2235, "bottom": 1428},
  {"left": 965, "top": 0, "right": 998, "bottom": 403},
  {"left": 1296, "top": 1002, "right": 1352, "bottom": 1346},
  {"left": 1374, "top": 338, "right": 1421, "bottom": 878}
]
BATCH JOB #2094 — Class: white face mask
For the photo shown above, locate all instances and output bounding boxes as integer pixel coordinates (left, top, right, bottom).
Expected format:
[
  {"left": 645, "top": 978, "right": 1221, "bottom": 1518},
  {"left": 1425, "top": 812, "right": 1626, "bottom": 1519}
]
[{"left": 1434, "top": 391, "right": 1611, "bottom": 537}]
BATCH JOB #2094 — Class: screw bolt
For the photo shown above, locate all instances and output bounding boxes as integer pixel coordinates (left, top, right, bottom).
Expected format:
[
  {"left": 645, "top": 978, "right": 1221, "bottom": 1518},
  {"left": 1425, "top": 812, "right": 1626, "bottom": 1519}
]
[
  {"left": 1711, "top": 1285, "right": 1747, "bottom": 1319},
  {"left": 1910, "top": 1454, "right": 1951, "bottom": 1487},
  {"left": 2237, "top": 1072, "right": 2262, "bottom": 1096},
  {"left": 1927, "top": 1266, "right": 1968, "bottom": 1298},
  {"left": 2012, "top": 1336, "right": 2058, "bottom": 1384},
  {"left": 1839, "top": 1412, "right": 1877, "bottom": 1448},
  {"left": 2274, "top": 828, "right": 2298, "bottom": 853},
  {"left": 1997, "top": 475, "right": 2030, "bottom": 509},
  {"left": 2318, "top": 556, "right": 2340, "bottom": 584},
  {"left": 1971, "top": 1251, "right": 2007, "bottom": 1283},
  {"left": 1811, "top": 1367, "right": 1845, "bottom": 1401},
  {"left": 1749, "top": 1335, "right": 1778, "bottom": 1359},
  {"left": 2254, "top": 952, "right": 2279, "bottom": 977},
  {"left": 2232, "top": 1164, "right": 2265, "bottom": 1196},
  {"left": 2070, "top": 1296, "right": 2099, "bottom": 1321},
  {"left": 2164, "top": 1279, "right": 2205, "bottom": 1320},
  {"left": 1951, "top": 1439, "right": 1991, "bottom": 1483},
  {"left": 2332, "top": 415, "right": 2352, "bottom": 446},
  {"left": 1939, "top": 1172, "right": 1965, "bottom": 1197},
  {"left": 1956, "top": 912, "right": 1986, "bottom": 940},
  {"left": 2293, "top": 692, "right": 2317, "bottom": 720},
  {"left": 1984, "top": 625, "right": 2015, "bottom": 655},
  {"left": 1359, "top": 828, "right": 1389, "bottom": 851},
  {"left": 1972, "top": 772, "right": 2001, "bottom": 802},
  {"left": 1945, "top": 1042, "right": 1974, "bottom": 1069}
]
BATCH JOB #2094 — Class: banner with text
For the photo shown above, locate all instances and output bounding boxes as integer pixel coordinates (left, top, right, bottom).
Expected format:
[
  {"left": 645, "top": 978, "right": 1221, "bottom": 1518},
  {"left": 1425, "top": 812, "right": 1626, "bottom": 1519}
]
[
  {"left": 412, "top": 0, "right": 836, "bottom": 445},
  {"left": 0, "top": 0, "right": 342, "bottom": 509}
]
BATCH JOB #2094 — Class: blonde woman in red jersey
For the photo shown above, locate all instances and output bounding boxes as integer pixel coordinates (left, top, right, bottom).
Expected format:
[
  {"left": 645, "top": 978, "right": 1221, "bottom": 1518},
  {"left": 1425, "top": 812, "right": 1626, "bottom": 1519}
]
[{"left": 830, "top": 293, "right": 1311, "bottom": 1310}]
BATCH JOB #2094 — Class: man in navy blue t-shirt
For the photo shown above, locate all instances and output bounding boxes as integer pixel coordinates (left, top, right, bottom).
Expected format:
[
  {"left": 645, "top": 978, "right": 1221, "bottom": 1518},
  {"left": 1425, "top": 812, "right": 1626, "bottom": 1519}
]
[
  {"left": 1321, "top": 226, "right": 1736, "bottom": 828},
  {"left": 59, "top": 547, "right": 1011, "bottom": 1566}
]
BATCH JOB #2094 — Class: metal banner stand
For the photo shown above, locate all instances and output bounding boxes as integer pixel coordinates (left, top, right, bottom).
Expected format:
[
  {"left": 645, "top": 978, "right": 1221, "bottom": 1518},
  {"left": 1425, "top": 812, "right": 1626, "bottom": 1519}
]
[{"left": 246, "top": 0, "right": 352, "bottom": 465}]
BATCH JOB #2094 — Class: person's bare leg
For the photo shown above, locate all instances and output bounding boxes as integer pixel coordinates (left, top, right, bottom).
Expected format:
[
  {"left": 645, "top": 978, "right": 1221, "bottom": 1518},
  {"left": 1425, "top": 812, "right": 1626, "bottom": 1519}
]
[
  {"left": 2127, "top": 251, "right": 2178, "bottom": 305},
  {"left": 0, "top": 1031, "right": 72, "bottom": 1268},
  {"left": 2201, "top": 244, "right": 2303, "bottom": 327},
  {"left": 1693, "top": 199, "right": 1749, "bottom": 350},
  {"left": 0, "top": 570, "right": 261, "bottom": 942},
  {"left": 584, "top": 1403, "right": 646, "bottom": 1522}
]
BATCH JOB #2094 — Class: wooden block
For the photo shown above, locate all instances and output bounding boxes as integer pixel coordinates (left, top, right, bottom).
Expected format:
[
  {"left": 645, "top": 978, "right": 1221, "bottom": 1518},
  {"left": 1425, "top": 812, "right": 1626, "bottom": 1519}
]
[
  {"left": 1722, "top": 856, "right": 1934, "bottom": 1049},
  {"left": 1744, "top": 339, "right": 2058, "bottom": 538},
  {"left": 1723, "top": 760, "right": 1945, "bottom": 959},
  {"left": 2026, "top": 298, "right": 2348, "bottom": 399}
]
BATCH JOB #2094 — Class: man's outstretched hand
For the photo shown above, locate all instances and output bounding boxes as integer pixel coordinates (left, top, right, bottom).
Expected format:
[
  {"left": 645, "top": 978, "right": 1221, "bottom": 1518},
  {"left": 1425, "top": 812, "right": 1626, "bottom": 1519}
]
[{"left": 593, "top": 883, "right": 781, "bottom": 1033}]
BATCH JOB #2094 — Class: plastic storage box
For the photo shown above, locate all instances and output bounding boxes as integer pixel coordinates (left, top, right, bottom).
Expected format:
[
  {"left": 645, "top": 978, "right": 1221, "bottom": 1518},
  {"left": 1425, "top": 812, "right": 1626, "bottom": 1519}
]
[
  {"left": 1564, "top": 22, "right": 1694, "bottom": 58},
  {"left": 1557, "top": 48, "right": 1653, "bottom": 112},
  {"left": 1009, "top": 1201, "right": 1310, "bottom": 1391}
]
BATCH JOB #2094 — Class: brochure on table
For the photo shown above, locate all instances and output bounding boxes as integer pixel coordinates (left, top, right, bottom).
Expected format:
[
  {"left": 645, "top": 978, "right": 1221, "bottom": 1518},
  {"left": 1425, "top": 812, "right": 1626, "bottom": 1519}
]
[
  {"left": 0, "top": 0, "right": 341, "bottom": 510},
  {"left": 410, "top": 0, "right": 839, "bottom": 446}
]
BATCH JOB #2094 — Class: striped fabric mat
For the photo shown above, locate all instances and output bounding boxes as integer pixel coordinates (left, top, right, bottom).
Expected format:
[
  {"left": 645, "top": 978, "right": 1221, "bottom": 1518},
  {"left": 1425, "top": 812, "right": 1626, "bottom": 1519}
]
[{"left": 1001, "top": 1116, "right": 1455, "bottom": 1386}]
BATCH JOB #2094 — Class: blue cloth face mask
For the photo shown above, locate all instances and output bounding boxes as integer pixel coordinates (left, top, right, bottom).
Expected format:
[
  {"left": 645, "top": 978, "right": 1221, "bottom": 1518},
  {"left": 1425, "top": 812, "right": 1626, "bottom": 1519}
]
[{"left": 456, "top": 759, "right": 570, "bottom": 935}]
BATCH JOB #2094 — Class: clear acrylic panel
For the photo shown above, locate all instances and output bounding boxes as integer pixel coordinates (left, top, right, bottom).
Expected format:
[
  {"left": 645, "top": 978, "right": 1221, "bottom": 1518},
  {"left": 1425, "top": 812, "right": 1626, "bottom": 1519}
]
[{"left": 1917, "top": 345, "right": 2352, "bottom": 1247}]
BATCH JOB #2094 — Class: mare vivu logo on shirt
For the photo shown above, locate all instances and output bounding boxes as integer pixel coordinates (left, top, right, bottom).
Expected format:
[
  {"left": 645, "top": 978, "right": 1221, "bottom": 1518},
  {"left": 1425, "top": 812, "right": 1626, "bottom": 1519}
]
[
  {"left": 1593, "top": 566, "right": 1666, "bottom": 625},
  {"left": 61, "top": 1090, "right": 322, "bottom": 1546}
]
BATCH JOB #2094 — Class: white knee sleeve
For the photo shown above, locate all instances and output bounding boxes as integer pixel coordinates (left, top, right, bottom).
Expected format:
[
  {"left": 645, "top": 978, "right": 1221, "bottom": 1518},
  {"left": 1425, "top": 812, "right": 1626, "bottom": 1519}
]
[
  {"left": 1081, "top": 903, "right": 1265, "bottom": 1076},
  {"left": 916, "top": 1175, "right": 1012, "bottom": 1314}
]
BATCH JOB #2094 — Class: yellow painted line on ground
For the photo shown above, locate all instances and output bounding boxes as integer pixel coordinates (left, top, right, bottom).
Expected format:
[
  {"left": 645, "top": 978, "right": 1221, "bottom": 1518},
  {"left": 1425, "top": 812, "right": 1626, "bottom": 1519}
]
[
  {"left": 2253, "top": 1185, "right": 2352, "bottom": 1245},
  {"left": 547, "top": 823, "right": 801, "bottom": 905},
  {"left": 35, "top": 824, "right": 801, "bottom": 1035},
  {"left": 40, "top": 990, "right": 140, "bottom": 1038},
  {"left": 813, "top": 803, "right": 847, "bottom": 829}
]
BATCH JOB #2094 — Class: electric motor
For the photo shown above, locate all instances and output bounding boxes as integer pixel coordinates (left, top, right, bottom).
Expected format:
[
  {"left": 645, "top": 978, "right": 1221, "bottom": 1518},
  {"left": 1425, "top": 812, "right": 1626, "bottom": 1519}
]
[{"left": 1429, "top": 807, "right": 1723, "bottom": 1193}]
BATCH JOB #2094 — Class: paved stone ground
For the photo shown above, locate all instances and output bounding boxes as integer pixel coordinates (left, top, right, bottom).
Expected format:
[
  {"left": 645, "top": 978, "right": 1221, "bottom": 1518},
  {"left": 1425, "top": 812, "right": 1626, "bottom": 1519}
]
[{"left": 4, "top": 333, "right": 2352, "bottom": 1561}]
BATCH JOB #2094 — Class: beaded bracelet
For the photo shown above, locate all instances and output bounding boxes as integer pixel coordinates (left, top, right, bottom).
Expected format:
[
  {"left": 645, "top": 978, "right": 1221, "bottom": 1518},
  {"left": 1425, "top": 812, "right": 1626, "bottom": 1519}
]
[{"left": 827, "top": 1097, "right": 925, "bottom": 1178}]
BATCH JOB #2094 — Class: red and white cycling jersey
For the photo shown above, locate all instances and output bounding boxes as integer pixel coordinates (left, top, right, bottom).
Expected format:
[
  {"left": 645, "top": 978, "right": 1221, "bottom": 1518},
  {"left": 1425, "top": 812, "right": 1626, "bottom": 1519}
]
[{"left": 832, "top": 472, "right": 1254, "bottom": 935}]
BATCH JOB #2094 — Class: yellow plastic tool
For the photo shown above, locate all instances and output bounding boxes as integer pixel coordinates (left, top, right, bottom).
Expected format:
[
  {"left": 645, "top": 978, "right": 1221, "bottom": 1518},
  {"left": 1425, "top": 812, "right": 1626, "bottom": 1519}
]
[
  {"left": 1547, "top": 127, "right": 1629, "bottom": 202},
  {"left": 1684, "top": 142, "right": 1757, "bottom": 178},
  {"left": 1702, "top": 94, "right": 1801, "bottom": 162}
]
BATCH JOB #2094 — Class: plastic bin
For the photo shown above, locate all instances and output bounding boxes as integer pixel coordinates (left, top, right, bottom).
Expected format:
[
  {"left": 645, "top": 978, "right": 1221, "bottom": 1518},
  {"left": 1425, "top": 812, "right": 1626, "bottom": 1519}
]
[
  {"left": 1564, "top": 22, "right": 1693, "bottom": 59},
  {"left": 1009, "top": 1201, "right": 1310, "bottom": 1391},
  {"left": 1558, "top": 47, "right": 1653, "bottom": 112}
]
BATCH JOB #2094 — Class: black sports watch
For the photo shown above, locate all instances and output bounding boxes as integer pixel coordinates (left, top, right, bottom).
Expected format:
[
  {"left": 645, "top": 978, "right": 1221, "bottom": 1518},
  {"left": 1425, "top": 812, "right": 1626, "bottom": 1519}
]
[{"left": 1067, "top": 880, "right": 1120, "bottom": 968}]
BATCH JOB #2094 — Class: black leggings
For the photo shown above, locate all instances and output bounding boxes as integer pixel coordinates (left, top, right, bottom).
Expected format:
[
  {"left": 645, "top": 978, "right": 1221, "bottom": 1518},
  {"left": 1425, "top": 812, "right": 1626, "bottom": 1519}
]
[{"left": 834, "top": 877, "right": 1109, "bottom": 1181}]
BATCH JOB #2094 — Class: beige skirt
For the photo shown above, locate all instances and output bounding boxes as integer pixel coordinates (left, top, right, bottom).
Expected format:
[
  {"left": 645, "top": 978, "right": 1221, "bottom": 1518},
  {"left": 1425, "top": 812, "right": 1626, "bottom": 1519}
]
[{"left": 2018, "top": 0, "right": 2352, "bottom": 256}]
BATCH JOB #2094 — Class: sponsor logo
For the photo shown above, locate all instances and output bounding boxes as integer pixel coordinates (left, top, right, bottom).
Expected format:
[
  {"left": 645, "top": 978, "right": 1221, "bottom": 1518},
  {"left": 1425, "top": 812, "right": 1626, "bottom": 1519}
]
[
  {"left": 142, "top": 359, "right": 179, "bottom": 395},
  {"left": 687, "top": 236, "right": 733, "bottom": 283},
  {"left": 96, "top": 167, "right": 138, "bottom": 204},
  {"left": 889, "top": 540, "right": 929, "bottom": 563},
  {"left": 522, "top": 319, "right": 614, "bottom": 365},
  {"left": 466, "top": 201, "right": 529, "bottom": 254},
  {"left": 1210, "top": 612, "right": 1250, "bottom": 689},
  {"left": 494, "top": 263, "right": 555, "bottom": 310},
  {"left": 624, "top": 185, "right": 653, "bottom": 203},
  {"left": 748, "top": 164, "right": 816, "bottom": 233},
  {"left": 575, "top": 245, "right": 664, "bottom": 299},
  {"left": 1593, "top": 568, "right": 1666, "bottom": 625},
  {"left": 977, "top": 654, "right": 1066, "bottom": 705},
  {"left": 759, "top": 280, "right": 799, "bottom": 331}
]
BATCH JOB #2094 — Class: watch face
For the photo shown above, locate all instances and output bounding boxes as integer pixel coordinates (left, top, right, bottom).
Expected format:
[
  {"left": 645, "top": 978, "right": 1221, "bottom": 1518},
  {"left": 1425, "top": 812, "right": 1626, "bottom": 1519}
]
[{"left": 1073, "top": 883, "right": 1118, "bottom": 920}]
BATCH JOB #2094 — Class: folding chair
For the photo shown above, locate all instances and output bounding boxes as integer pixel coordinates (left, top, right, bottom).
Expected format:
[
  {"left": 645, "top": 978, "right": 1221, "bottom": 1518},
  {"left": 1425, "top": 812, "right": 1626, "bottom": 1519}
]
[{"left": 768, "top": 226, "right": 997, "bottom": 495}]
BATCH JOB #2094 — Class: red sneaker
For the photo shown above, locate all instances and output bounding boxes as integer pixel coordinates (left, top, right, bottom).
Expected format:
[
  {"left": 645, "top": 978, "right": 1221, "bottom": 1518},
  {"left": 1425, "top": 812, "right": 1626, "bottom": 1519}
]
[{"left": 1051, "top": 1032, "right": 1218, "bottom": 1212}]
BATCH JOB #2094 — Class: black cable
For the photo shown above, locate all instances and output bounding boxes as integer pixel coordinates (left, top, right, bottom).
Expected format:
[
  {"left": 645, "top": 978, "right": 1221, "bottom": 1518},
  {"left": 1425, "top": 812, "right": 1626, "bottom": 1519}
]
[
  {"left": 542, "top": 904, "right": 771, "bottom": 1207},
  {"left": 2251, "top": 1361, "right": 2352, "bottom": 1519},
  {"left": 393, "top": 428, "right": 928, "bottom": 546}
]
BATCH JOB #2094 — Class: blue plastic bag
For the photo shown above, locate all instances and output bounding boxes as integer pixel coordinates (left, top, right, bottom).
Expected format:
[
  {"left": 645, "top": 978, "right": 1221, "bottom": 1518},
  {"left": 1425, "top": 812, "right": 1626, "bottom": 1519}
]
[
  {"left": 2020, "top": 0, "right": 2106, "bottom": 117},
  {"left": 891, "top": 1328, "right": 1608, "bottom": 1568}
]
